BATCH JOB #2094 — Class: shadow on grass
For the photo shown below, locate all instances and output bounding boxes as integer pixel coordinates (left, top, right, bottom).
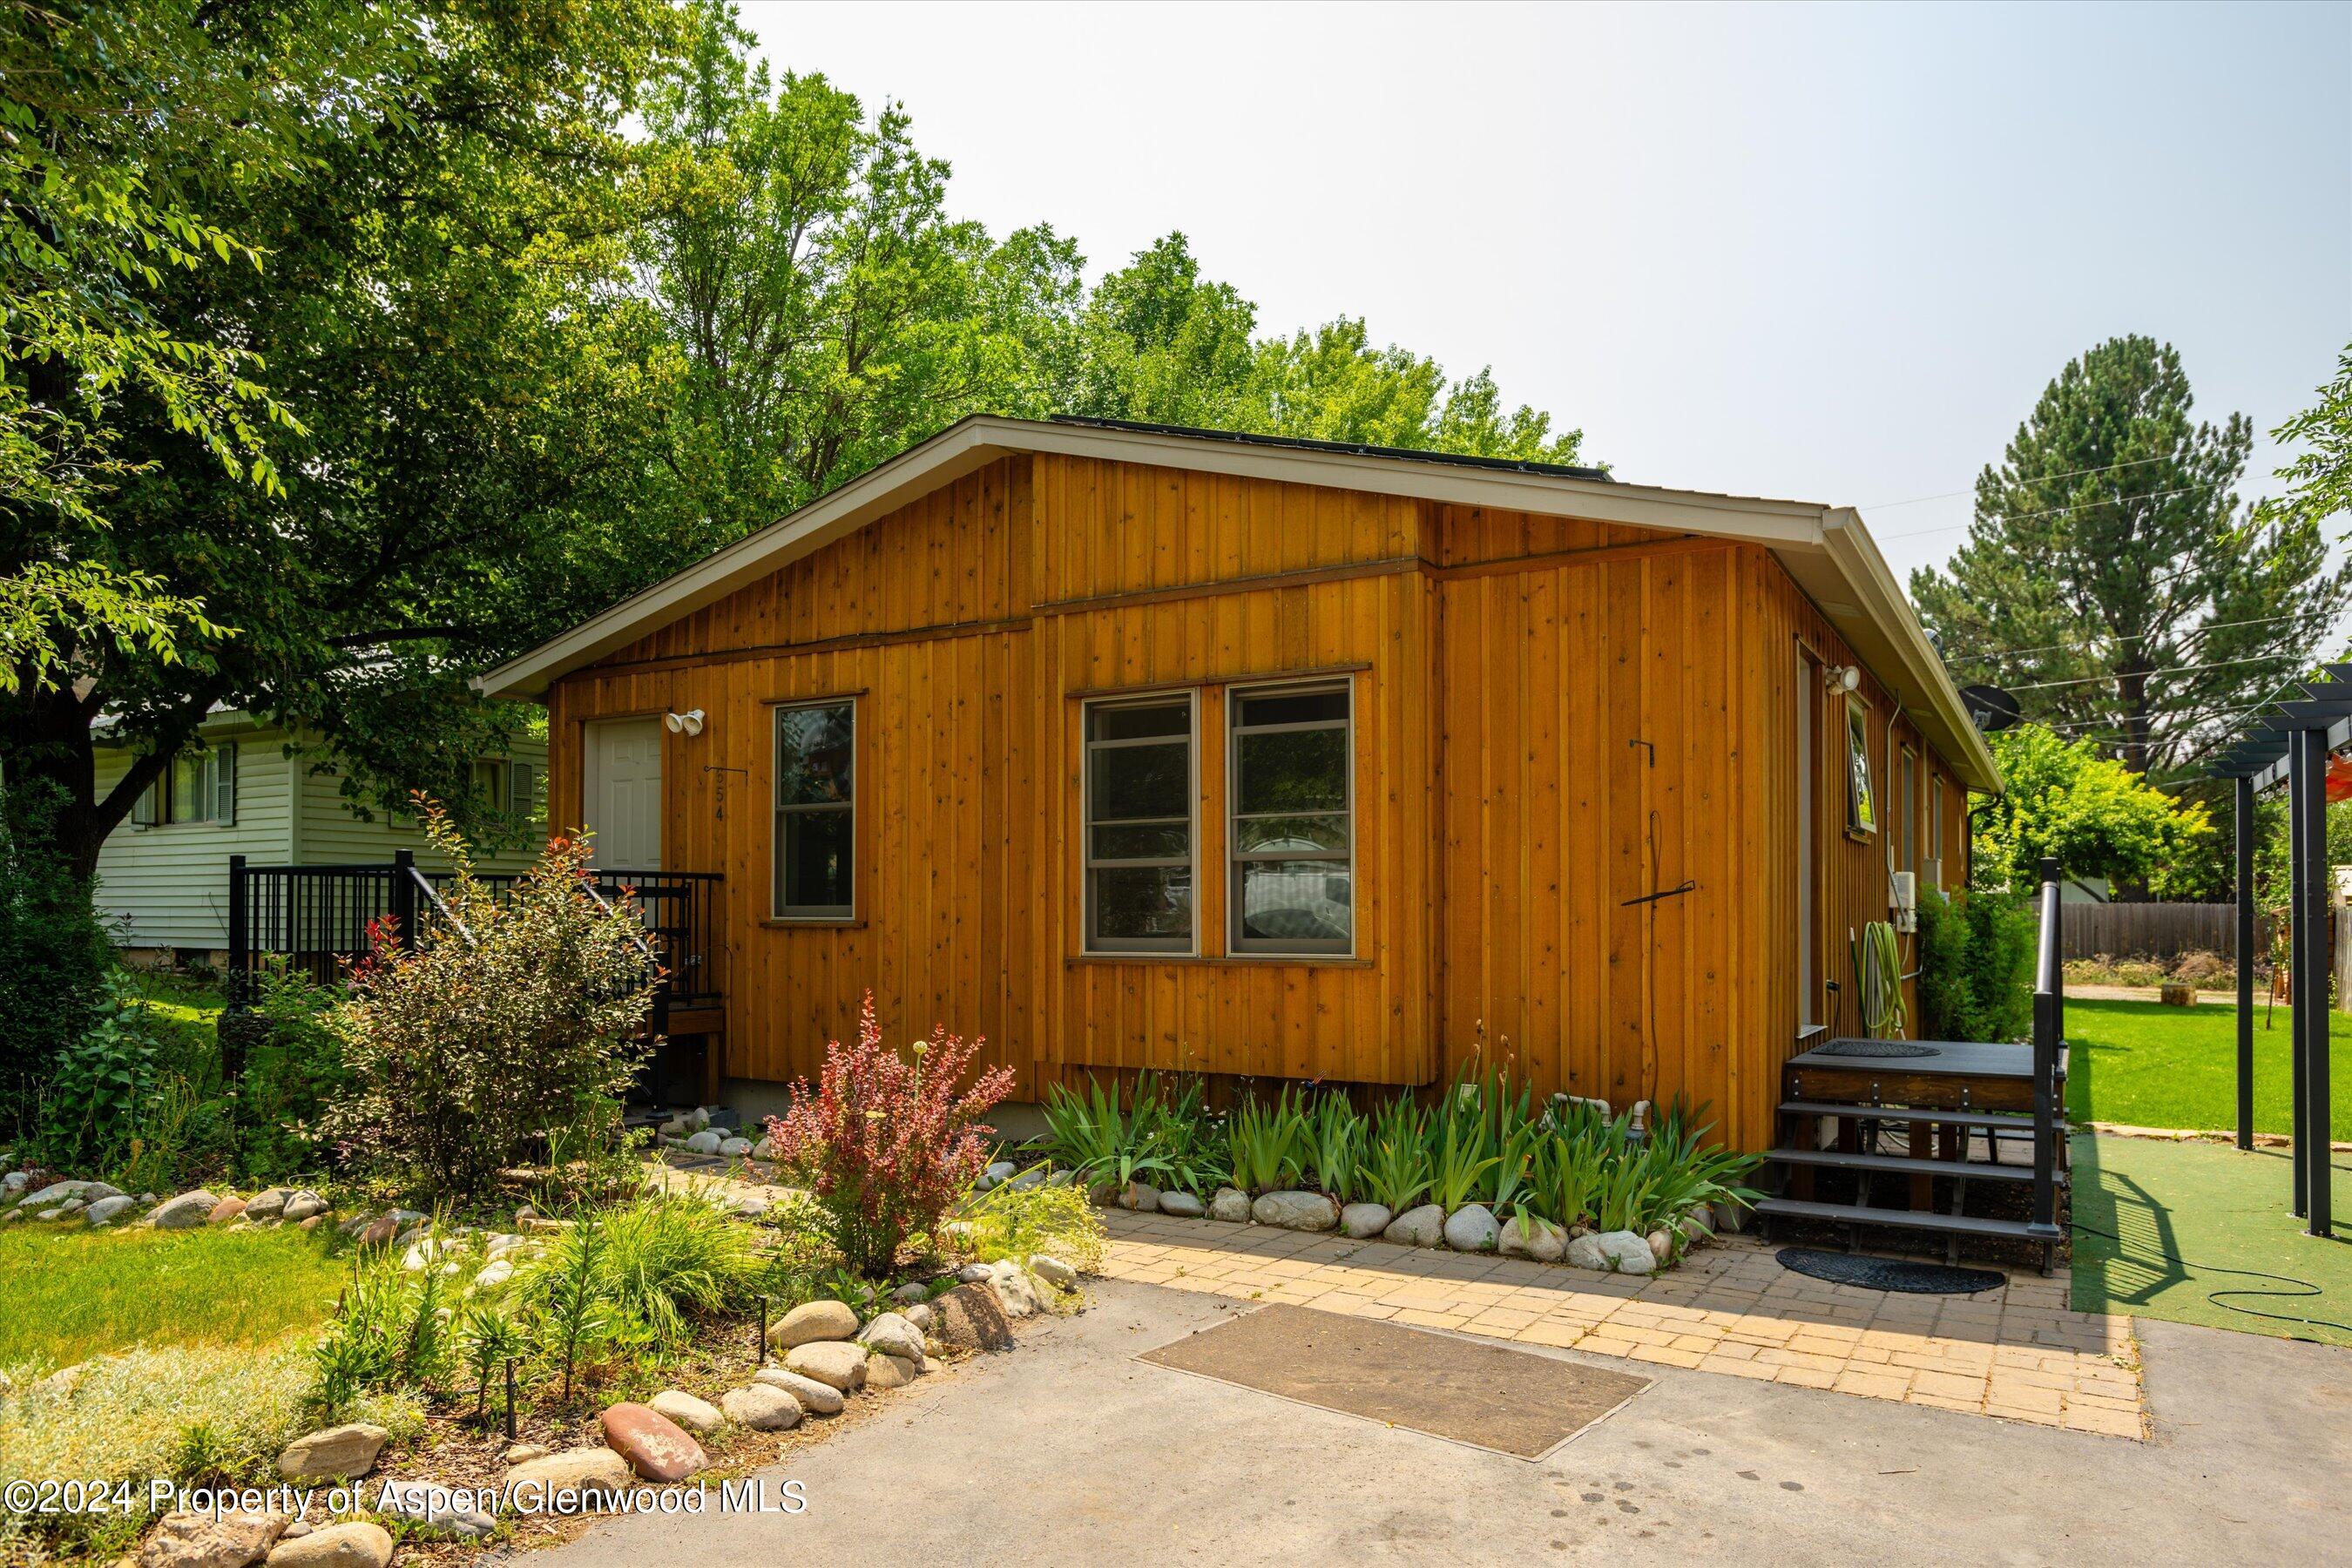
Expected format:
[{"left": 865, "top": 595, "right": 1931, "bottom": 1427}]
[{"left": 2070, "top": 1133, "right": 2187, "bottom": 1309}]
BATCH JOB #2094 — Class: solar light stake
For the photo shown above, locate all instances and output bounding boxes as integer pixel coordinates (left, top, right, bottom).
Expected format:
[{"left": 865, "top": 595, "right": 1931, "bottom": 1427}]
[{"left": 504, "top": 1358, "right": 517, "bottom": 1440}]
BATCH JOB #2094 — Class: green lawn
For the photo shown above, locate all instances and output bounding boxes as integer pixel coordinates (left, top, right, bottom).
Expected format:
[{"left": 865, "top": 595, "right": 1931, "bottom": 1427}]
[
  {"left": 0, "top": 1223, "right": 348, "bottom": 1371},
  {"left": 2072, "top": 1132, "right": 2352, "bottom": 1348},
  {"left": 2065, "top": 997, "right": 2352, "bottom": 1141}
]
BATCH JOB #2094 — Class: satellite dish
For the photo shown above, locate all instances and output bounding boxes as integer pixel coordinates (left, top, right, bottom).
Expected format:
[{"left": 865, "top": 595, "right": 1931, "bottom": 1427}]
[{"left": 1959, "top": 684, "right": 2021, "bottom": 733}]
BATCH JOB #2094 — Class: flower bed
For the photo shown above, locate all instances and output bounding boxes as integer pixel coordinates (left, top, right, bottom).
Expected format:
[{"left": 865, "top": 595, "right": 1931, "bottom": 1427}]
[{"left": 1022, "top": 1072, "right": 1763, "bottom": 1276}]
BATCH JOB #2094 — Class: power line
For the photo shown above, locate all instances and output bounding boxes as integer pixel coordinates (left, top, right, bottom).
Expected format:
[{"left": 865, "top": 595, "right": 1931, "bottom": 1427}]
[
  {"left": 1862, "top": 454, "right": 2177, "bottom": 512},
  {"left": 2000, "top": 652, "right": 2293, "bottom": 695},
  {"left": 1876, "top": 483, "right": 2220, "bottom": 544},
  {"left": 1945, "top": 606, "right": 2346, "bottom": 664}
]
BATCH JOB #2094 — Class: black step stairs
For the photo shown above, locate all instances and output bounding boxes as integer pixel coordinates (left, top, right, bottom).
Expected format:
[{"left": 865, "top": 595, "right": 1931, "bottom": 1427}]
[
  {"left": 1762, "top": 1146, "right": 2065, "bottom": 1186},
  {"left": 1778, "top": 1099, "right": 2072, "bottom": 1135},
  {"left": 1751, "top": 1196, "right": 2051, "bottom": 1243}
]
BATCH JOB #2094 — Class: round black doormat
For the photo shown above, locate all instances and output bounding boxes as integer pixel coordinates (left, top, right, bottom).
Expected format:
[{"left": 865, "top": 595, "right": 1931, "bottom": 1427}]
[
  {"left": 1774, "top": 1247, "right": 2005, "bottom": 1295},
  {"left": 1812, "top": 1038, "right": 1941, "bottom": 1058}
]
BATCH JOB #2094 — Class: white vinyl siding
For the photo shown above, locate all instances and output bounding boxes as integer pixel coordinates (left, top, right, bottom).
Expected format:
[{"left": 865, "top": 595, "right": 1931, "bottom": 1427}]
[
  {"left": 94, "top": 724, "right": 548, "bottom": 951},
  {"left": 94, "top": 734, "right": 287, "bottom": 949}
]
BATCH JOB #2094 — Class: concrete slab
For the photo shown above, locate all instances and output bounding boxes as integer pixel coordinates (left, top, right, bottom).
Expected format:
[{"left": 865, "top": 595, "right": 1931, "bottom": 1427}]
[{"left": 537, "top": 1280, "right": 2349, "bottom": 1565}]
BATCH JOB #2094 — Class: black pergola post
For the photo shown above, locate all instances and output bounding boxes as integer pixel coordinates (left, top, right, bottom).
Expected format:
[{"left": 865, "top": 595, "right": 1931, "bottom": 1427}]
[
  {"left": 2299, "top": 728, "right": 2333, "bottom": 1238},
  {"left": 2289, "top": 727, "right": 2312, "bottom": 1219},
  {"left": 2235, "top": 774, "right": 2255, "bottom": 1152}
]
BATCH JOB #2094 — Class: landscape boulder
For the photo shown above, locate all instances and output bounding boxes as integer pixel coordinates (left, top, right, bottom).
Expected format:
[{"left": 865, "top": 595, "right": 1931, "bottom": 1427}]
[
  {"left": 865, "top": 1353, "right": 919, "bottom": 1390},
  {"left": 768, "top": 1298, "right": 859, "bottom": 1348},
  {"left": 855, "top": 1311, "right": 928, "bottom": 1365},
  {"left": 929, "top": 1281, "right": 1017, "bottom": 1353},
  {"left": 1567, "top": 1229, "right": 1657, "bottom": 1275},
  {"left": 243, "top": 1187, "right": 296, "bottom": 1222},
  {"left": 210, "top": 1197, "right": 248, "bottom": 1225},
  {"left": 504, "top": 1446, "right": 633, "bottom": 1508},
  {"left": 371, "top": 1479, "right": 496, "bottom": 1538},
  {"left": 598, "top": 1402, "right": 708, "bottom": 1482},
  {"left": 1157, "top": 1190, "right": 1206, "bottom": 1218},
  {"left": 1119, "top": 1180, "right": 1161, "bottom": 1212},
  {"left": 1647, "top": 1229, "right": 1674, "bottom": 1267},
  {"left": 276, "top": 1423, "right": 389, "bottom": 1482},
  {"left": 146, "top": 1190, "right": 220, "bottom": 1231},
  {"left": 1497, "top": 1215, "right": 1569, "bottom": 1263},
  {"left": 1251, "top": 1191, "right": 1339, "bottom": 1231},
  {"left": 1208, "top": 1186, "right": 1252, "bottom": 1223},
  {"left": 1027, "top": 1254, "right": 1078, "bottom": 1288},
  {"left": 1339, "top": 1202, "right": 1392, "bottom": 1240},
  {"left": 754, "top": 1366, "right": 843, "bottom": 1414},
  {"left": 83, "top": 1194, "right": 136, "bottom": 1227},
  {"left": 1443, "top": 1204, "right": 1501, "bottom": 1253},
  {"left": 263, "top": 1522, "right": 392, "bottom": 1568},
  {"left": 988, "top": 1261, "right": 1040, "bottom": 1318},
  {"left": 720, "top": 1383, "right": 802, "bottom": 1430},
  {"left": 683, "top": 1130, "right": 723, "bottom": 1155},
  {"left": 280, "top": 1192, "right": 328, "bottom": 1223},
  {"left": 1382, "top": 1203, "right": 1446, "bottom": 1247},
  {"left": 783, "top": 1341, "right": 868, "bottom": 1392},
  {"left": 647, "top": 1389, "right": 724, "bottom": 1436},
  {"left": 136, "top": 1509, "right": 287, "bottom": 1568}
]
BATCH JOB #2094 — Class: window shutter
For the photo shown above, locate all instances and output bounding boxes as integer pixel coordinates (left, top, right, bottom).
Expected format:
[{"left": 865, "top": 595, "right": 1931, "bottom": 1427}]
[{"left": 213, "top": 742, "right": 237, "bottom": 825}]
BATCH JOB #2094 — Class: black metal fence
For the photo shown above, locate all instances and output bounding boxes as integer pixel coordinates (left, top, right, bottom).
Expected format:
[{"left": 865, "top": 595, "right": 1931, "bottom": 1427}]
[{"left": 225, "top": 852, "right": 721, "bottom": 1012}]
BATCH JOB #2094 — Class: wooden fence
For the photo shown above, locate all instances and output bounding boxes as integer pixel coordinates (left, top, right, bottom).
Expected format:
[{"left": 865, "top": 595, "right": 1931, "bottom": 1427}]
[{"left": 2048, "top": 902, "right": 2259, "bottom": 961}]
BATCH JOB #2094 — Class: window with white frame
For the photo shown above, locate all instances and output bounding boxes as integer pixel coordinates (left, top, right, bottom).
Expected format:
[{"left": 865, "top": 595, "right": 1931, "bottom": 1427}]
[
  {"left": 774, "top": 700, "right": 855, "bottom": 919},
  {"left": 1228, "top": 682, "right": 1353, "bottom": 953},
  {"left": 131, "top": 741, "right": 237, "bottom": 827},
  {"left": 1083, "top": 694, "right": 1195, "bottom": 952}
]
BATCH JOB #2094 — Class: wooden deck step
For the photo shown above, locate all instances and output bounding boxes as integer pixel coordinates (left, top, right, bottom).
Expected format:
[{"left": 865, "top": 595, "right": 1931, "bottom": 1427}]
[
  {"left": 1778, "top": 1099, "right": 2072, "bottom": 1134},
  {"left": 1751, "top": 1196, "right": 2051, "bottom": 1241},
  {"left": 1761, "top": 1146, "right": 2065, "bottom": 1185}
]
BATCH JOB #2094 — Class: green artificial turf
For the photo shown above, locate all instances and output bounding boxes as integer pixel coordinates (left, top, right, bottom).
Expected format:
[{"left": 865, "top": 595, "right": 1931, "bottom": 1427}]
[
  {"left": 0, "top": 1222, "right": 348, "bottom": 1371},
  {"left": 2064, "top": 997, "right": 2352, "bottom": 1141},
  {"left": 2072, "top": 1132, "right": 2352, "bottom": 1348}
]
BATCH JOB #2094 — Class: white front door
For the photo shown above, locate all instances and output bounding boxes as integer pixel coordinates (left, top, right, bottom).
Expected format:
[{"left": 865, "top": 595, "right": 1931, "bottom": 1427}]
[{"left": 585, "top": 717, "right": 663, "bottom": 870}]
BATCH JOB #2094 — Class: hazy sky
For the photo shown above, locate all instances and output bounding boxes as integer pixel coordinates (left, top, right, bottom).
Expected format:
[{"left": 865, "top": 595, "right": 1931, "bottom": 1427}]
[{"left": 737, "top": 0, "right": 2351, "bottom": 586}]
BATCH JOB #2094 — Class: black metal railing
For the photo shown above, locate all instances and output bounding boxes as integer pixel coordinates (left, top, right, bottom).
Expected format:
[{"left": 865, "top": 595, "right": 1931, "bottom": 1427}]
[
  {"left": 2028, "top": 855, "right": 2066, "bottom": 1257},
  {"left": 226, "top": 851, "right": 721, "bottom": 1012}
]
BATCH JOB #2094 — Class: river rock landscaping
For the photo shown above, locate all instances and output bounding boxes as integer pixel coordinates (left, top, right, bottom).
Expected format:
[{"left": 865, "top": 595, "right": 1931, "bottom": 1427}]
[{"left": 1033, "top": 1071, "right": 1761, "bottom": 1282}]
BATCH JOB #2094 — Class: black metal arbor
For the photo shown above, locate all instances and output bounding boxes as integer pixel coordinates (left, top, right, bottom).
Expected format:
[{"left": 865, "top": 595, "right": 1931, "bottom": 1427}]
[{"left": 2209, "top": 671, "right": 2348, "bottom": 1240}]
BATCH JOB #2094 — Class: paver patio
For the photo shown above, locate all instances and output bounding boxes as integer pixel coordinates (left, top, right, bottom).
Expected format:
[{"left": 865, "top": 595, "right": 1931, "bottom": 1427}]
[{"left": 1099, "top": 1209, "right": 2146, "bottom": 1439}]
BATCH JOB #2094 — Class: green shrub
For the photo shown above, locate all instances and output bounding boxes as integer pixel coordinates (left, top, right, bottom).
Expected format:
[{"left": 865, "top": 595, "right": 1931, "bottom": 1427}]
[
  {"left": 960, "top": 1179, "right": 1106, "bottom": 1274},
  {"left": 1918, "top": 888, "right": 2035, "bottom": 1042},
  {"left": 234, "top": 963, "right": 351, "bottom": 1184},
  {"left": 588, "top": 1192, "right": 764, "bottom": 1344},
  {"left": 325, "top": 808, "right": 655, "bottom": 1201}
]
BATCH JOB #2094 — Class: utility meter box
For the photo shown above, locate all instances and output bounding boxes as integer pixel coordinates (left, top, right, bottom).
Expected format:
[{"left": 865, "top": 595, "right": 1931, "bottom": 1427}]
[{"left": 1889, "top": 870, "right": 1917, "bottom": 933}]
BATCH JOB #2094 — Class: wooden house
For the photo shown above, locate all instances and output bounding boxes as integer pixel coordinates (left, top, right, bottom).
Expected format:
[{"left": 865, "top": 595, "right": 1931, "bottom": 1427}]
[{"left": 479, "top": 416, "right": 1998, "bottom": 1151}]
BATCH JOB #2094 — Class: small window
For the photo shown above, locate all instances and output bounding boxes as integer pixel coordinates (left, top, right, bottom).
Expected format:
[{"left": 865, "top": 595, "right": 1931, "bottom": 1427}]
[
  {"left": 1929, "top": 777, "right": 1945, "bottom": 889},
  {"left": 1229, "top": 681, "right": 1353, "bottom": 954},
  {"left": 1084, "top": 695, "right": 1195, "bottom": 952},
  {"left": 1844, "top": 698, "right": 1876, "bottom": 836},
  {"left": 509, "top": 761, "right": 538, "bottom": 821},
  {"left": 137, "top": 742, "right": 235, "bottom": 826},
  {"left": 774, "top": 700, "right": 855, "bottom": 919}
]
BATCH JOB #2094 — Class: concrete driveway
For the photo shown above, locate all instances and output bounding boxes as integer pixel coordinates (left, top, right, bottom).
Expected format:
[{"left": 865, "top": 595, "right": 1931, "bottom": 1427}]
[{"left": 542, "top": 1280, "right": 2349, "bottom": 1565}]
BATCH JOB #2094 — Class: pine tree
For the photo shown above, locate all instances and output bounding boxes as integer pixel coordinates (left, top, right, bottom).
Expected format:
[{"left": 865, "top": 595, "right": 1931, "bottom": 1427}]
[{"left": 1911, "top": 335, "right": 2347, "bottom": 775}]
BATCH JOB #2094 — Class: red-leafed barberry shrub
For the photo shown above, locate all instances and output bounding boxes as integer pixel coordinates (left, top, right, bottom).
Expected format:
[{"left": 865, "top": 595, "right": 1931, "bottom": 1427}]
[{"left": 762, "top": 992, "right": 1015, "bottom": 1276}]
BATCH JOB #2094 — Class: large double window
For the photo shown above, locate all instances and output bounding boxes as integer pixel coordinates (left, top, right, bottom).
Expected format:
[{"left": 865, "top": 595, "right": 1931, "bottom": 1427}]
[
  {"left": 1228, "top": 683, "right": 1353, "bottom": 953},
  {"left": 131, "top": 742, "right": 237, "bottom": 828},
  {"left": 774, "top": 700, "right": 855, "bottom": 919},
  {"left": 1084, "top": 696, "right": 1196, "bottom": 952}
]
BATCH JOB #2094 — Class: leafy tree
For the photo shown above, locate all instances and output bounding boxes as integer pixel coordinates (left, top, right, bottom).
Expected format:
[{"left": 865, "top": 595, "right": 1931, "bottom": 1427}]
[
  {"left": 2257, "top": 341, "right": 2352, "bottom": 544},
  {"left": 1915, "top": 336, "right": 2347, "bottom": 774},
  {"left": 637, "top": 0, "right": 1084, "bottom": 536},
  {"left": 1970, "top": 723, "right": 2213, "bottom": 893},
  {"left": 1, "top": 0, "right": 691, "bottom": 880}
]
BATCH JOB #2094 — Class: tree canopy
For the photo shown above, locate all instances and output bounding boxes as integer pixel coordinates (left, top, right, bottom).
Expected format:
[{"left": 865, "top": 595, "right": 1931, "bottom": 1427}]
[
  {"left": 1914, "top": 335, "right": 2347, "bottom": 777},
  {"left": 1970, "top": 723, "right": 2213, "bottom": 895}
]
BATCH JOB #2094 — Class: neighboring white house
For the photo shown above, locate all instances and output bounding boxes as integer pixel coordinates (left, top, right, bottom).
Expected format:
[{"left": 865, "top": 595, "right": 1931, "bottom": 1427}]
[{"left": 92, "top": 709, "right": 548, "bottom": 963}]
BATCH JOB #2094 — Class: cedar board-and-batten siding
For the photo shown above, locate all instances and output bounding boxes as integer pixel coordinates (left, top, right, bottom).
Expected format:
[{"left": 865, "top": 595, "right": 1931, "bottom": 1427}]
[
  {"left": 91, "top": 729, "right": 548, "bottom": 950},
  {"left": 546, "top": 453, "right": 1972, "bottom": 1152}
]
